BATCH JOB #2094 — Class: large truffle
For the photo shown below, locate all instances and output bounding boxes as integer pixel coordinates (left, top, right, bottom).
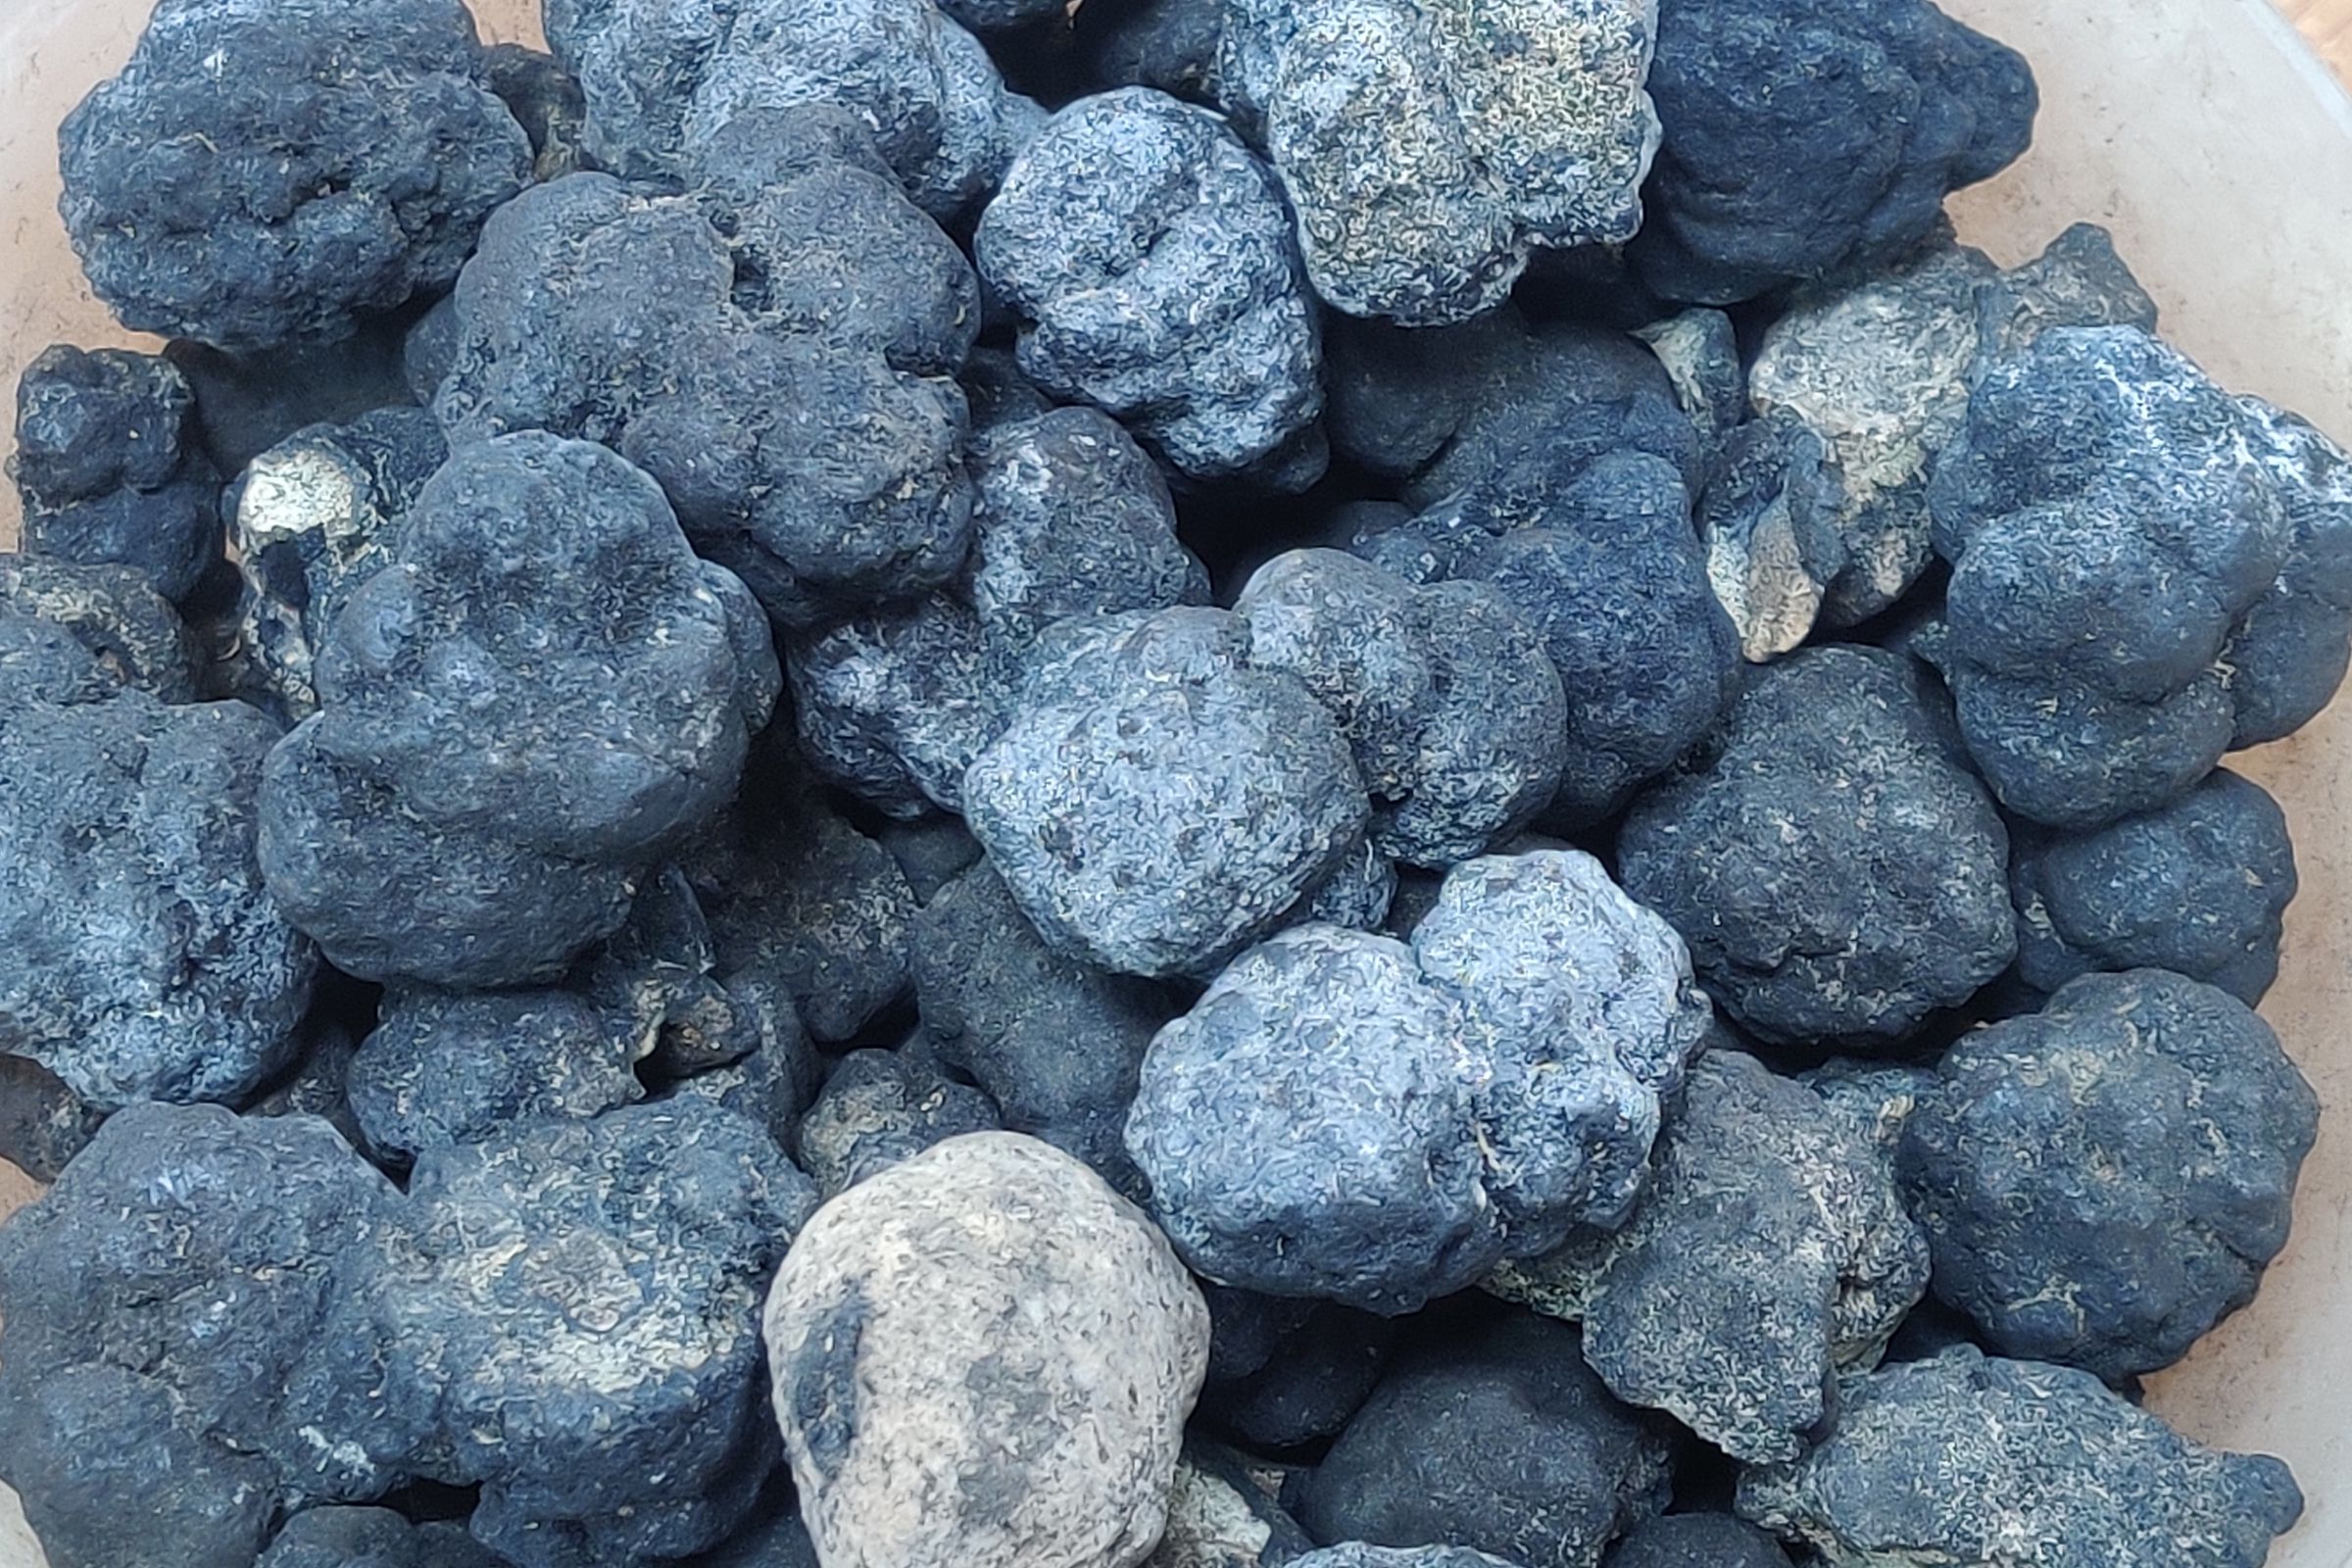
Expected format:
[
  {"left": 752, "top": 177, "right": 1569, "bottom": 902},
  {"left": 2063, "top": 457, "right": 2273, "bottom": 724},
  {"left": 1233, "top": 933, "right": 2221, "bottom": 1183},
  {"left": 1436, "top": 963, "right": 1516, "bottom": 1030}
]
[
  {"left": 12, "top": 345, "right": 221, "bottom": 604},
  {"left": 544, "top": 0, "right": 1040, "bottom": 218},
  {"left": 763, "top": 1133, "right": 1209, "bottom": 1568},
  {"left": 913, "top": 858, "right": 1173, "bottom": 1192},
  {"left": 0, "top": 657, "right": 316, "bottom": 1109},
  {"left": 259, "top": 433, "right": 778, "bottom": 990},
  {"left": 964, "top": 608, "right": 1371, "bottom": 977},
  {"left": 1298, "top": 1310, "right": 1673, "bottom": 1568},
  {"left": 1487, "top": 1052, "right": 1929, "bottom": 1463},
  {"left": 0, "top": 1105, "right": 399, "bottom": 1568},
  {"left": 432, "top": 141, "right": 977, "bottom": 627},
  {"left": 57, "top": 0, "right": 530, "bottom": 350},
  {"left": 2010, "top": 768, "right": 2296, "bottom": 1003},
  {"left": 978, "top": 88, "right": 1325, "bottom": 487},
  {"left": 1632, "top": 0, "right": 2036, "bottom": 305},
  {"left": 312, "top": 1104, "right": 815, "bottom": 1568},
  {"left": 1736, "top": 1346, "right": 2305, "bottom": 1568},
  {"left": 1618, "top": 644, "right": 2016, "bottom": 1046},
  {"left": 1217, "top": 0, "right": 1661, "bottom": 324},
  {"left": 1923, "top": 326, "right": 2344, "bottom": 827},
  {"left": 1895, "top": 969, "right": 2318, "bottom": 1381}
]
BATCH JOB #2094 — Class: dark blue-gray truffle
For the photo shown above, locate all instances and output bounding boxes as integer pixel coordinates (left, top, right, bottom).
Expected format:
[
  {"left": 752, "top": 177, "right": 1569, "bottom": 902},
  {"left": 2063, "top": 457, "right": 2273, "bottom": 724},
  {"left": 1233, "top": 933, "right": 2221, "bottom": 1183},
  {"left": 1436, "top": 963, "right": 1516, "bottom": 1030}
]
[
  {"left": 1736, "top": 1346, "right": 2305, "bottom": 1568},
  {"left": 2010, "top": 768, "right": 2296, "bottom": 1004},
  {"left": 977, "top": 87, "right": 1324, "bottom": 486},
  {"left": 0, "top": 664, "right": 316, "bottom": 1109},
  {"left": 0, "top": 1105, "right": 400, "bottom": 1568},
  {"left": 1604, "top": 1515, "right": 1788, "bottom": 1568},
  {"left": 1895, "top": 969, "right": 2318, "bottom": 1382},
  {"left": 795, "top": 1044, "right": 1004, "bottom": 1198},
  {"left": 258, "top": 432, "right": 778, "bottom": 990},
  {"left": 12, "top": 345, "right": 221, "bottom": 604},
  {"left": 964, "top": 607, "right": 1371, "bottom": 977},
  {"left": 1297, "top": 1310, "right": 1673, "bottom": 1568},
  {"left": 0, "top": 555, "right": 196, "bottom": 703},
  {"left": 57, "top": 0, "right": 530, "bottom": 351},
  {"left": 2225, "top": 397, "right": 2352, "bottom": 747},
  {"left": 1632, "top": 0, "right": 2035, "bottom": 305},
  {"left": 1618, "top": 644, "right": 2016, "bottom": 1047},
  {"left": 544, "top": 0, "right": 1040, "bottom": 218},
  {"left": 1216, "top": 0, "right": 1661, "bottom": 325},
  {"left": 259, "top": 1507, "right": 507, "bottom": 1568}
]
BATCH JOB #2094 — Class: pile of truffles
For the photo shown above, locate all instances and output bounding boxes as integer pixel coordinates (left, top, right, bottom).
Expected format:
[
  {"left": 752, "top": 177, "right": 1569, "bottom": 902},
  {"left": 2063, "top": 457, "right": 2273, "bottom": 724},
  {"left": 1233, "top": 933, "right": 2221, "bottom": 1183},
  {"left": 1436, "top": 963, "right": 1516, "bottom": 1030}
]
[{"left": 1, "top": 0, "right": 2344, "bottom": 1565}]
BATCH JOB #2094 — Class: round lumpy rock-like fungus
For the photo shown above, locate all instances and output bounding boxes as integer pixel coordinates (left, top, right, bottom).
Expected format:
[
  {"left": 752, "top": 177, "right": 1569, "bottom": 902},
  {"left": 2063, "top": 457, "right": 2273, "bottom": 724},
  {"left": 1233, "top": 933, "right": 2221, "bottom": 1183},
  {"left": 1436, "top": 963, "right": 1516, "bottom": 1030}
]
[
  {"left": 763, "top": 1133, "right": 1209, "bottom": 1568},
  {"left": 1618, "top": 643, "right": 2016, "bottom": 1047},
  {"left": 1896, "top": 969, "right": 2318, "bottom": 1382},
  {"left": 977, "top": 88, "right": 1326, "bottom": 488},
  {"left": 57, "top": 0, "right": 531, "bottom": 351},
  {"left": 1216, "top": 0, "right": 1661, "bottom": 325},
  {"left": 1736, "top": 1346, "right": 2305, "bottom": 1568},
  {"left": 258, "top": 431, "right": 779, "bottom": 990},
  {"left": 1632, "top": 0, "right": 2036, "bottom": 305}
]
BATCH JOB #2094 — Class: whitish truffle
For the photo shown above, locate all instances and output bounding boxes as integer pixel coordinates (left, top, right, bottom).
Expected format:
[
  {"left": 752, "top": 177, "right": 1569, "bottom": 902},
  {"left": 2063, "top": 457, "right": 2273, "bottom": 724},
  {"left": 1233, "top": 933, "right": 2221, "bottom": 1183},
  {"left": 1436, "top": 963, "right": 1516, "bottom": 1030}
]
[
  {"left": 12, "top": 346, "right": 221, "bottom": 603},
  {"left": 313, "top": 1105, "right": 815, "bottom": 1568},
  {"left": 763, "top": 1133, "right": 1209, "bottom": 1568},
  {"left": 1218, "top": 0, "right": 1661, "bottom": 324},
  {"left": 965, "top": 608, "right": 1371, "bottom": 977},
  {"left": 1487, "top": 1052, "right": 1929, "bottom": 1462},
  {"left": 545, "top": 0, "right": 1040, "bottom": 218},
  {"left": 1736, "top": 1346, "right": 2304, "bottom": 1568},
  {"left": 258, "top": 433, "right": 778, "bottom": 990},
  {"left": 1, "top": 665, "right": 316, "bottom": 1109},
  {"left": 58, "top": 0, "right": 530, "bottom": 351},
  {"left": 0, "top": 1105, "right": 399, "bottom": 1568},
  {"left": 1618, "top": 645, "right": 2016, "bottom": 1046},
  {"left": 1895, "top": 970, "right": 2318, "bottom": 1381},
  {"left": 1298, "top": 1310, "right": 1673, "bottom": 1568},
  {"left": 2010, "top": 768, "right": 2296, "bottom": 1003},
  {"left": 978, "top": 88, "right": 1325, "bottom": 486},
  {"left": 1632, "top": 0, "right": 2035, "bottom": 305}
]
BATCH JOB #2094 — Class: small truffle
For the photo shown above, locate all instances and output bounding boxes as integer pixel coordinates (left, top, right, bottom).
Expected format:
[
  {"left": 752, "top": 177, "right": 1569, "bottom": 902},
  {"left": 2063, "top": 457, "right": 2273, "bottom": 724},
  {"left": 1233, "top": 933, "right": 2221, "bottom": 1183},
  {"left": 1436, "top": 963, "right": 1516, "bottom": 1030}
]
[
  {"left": 1618, "top": 645, "right": 2016, "bottom": 1046},
  {"left": 58, "top": 0, "right": 530, "bottom": 350},
  {"left": 0, "top": 555, "right": 196, "bottom": 702},
  {"left": 1605, "top": 1515, "right": 1789, "bottom": 1568},
  {"left": 763, "top": 1133, "right": 1209, "bottom": 1568},
  {"left": 1736, "top": 1346, "right": 2305, "bottom": 1568},
  {"left": 795, "top": 1045, "right": 1004, "bottom": 1197},
  {"left": 259, "top": 1507, "right": 506, "bottom": 1568},
  {"left": 1895, "top": 970, "right": 2318, "bottom": 1381}
]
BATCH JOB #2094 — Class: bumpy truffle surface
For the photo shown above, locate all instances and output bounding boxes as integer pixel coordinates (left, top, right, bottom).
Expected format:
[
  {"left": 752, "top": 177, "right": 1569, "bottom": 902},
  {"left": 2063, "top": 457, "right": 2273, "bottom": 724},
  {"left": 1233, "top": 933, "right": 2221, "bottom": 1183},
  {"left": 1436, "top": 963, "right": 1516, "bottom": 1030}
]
[
  {"left": 0, "top": 1105, "right": 398, "bottom": 1568},
  {"left": 58, "top": 0, "right": 530, "bottom": 351},
  {"left": 763, "top": 1133, "right": 1209, "bottom": 1568},
  {"left": 544, "top": 0, "right": 1039, "bottom": 218},
  {"left": 914, "top": 859, "right": 1172, "bottom": 1192},
  {"left": 965, "top": 608, "right": 1370, "bottom": 977},
  {"left": 1219, "top": 0, "right": 1660, "bottom": 324},
  {"left": 1298, "top": 1310, "right": 1673, "bottom": 1568},
  {"left": 978, "top": 88, "right": 1324, "bottom": 486},
  {"left": 0, "top": 555, "right": 195, "bottom": 702},
  {"left": 1605, "top": 1515, "right": 1789, "bottom": 1568},
  {"left": 1632, "top": 0, "right": 2035, "bottom": 304},
  {"left": 2225, "top": 397, "right": 2352, "bottom": 747},
  {"left": 1896, "top": 970, "right": 2318, "bottom": 1381},
  {"left": 1619, "top": 644, "right": 2015, "bottom": 1046},
  {"left": 796, "top": 1046, "right": 1004, "bottom": 1198},
  {"left": 1127, "top": 925, "right": 1499, "bottom": 1314},
  {"left": 1925, "top": 327, "right": 2335, "bottom": 827},
  {"left": 1736, "top": 1346, "right": 2305, "bottom": 1568},
  {"left": 1, "top": 667, "right": 316, "bottom": 1109},
  {"left": 316, "top": 1104, "right": 815, "bottom": 1568},
  {"left": 1487, "top": 1052, "right": 1929, "bottom": 1462},
  {"left": 2010, "top": 768, "right": 2296, "bottom": 1003},
  {"left": 259, "top": 1507, "right": 506, "bottom": 1568},
  {"left": 13, "top": 345, "right": 221, "bottom": 603},
  {"left": 259, "top": 432, "right": 777, "bottom": 990},
  {"left": 1291, "top": 1548, "right": 1521, "bottom": 1568}
]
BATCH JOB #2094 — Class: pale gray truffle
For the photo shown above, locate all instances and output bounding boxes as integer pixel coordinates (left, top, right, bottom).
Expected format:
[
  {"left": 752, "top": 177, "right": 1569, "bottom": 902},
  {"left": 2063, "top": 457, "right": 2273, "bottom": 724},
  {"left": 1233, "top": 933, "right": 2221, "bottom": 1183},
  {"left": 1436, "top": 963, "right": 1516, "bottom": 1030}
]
[
  {"left": 977, "top": 88, "right": 1325, "bottom": 485},
  {"left": 964, "top": 608, "right": 1371, "bottom": 978},
  {"left": 1413, "top": 849, "right": 1713, "bottom": 1244},
  {"left": 545, "top": 0, "right": 1040, "bottom": 218},
  {"left": 1218, "top": 0, "right": 1661, "bottom": 324},
  {"left": 1736, "top": 1346, "right": 2304, "bottom": 1568},
  {"left": 1487, "top": 1052, "right": 1930, "bottom": 1463},
  {"left": 1126, "top": 924, "right": 1502, "bottom": 1314},
  {"left": 1895, "top": 970, "right": 2318, "bottom": 1381},
  {"left": 763, "top": 1133, "right": 1210, "bottom": 1568}
]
